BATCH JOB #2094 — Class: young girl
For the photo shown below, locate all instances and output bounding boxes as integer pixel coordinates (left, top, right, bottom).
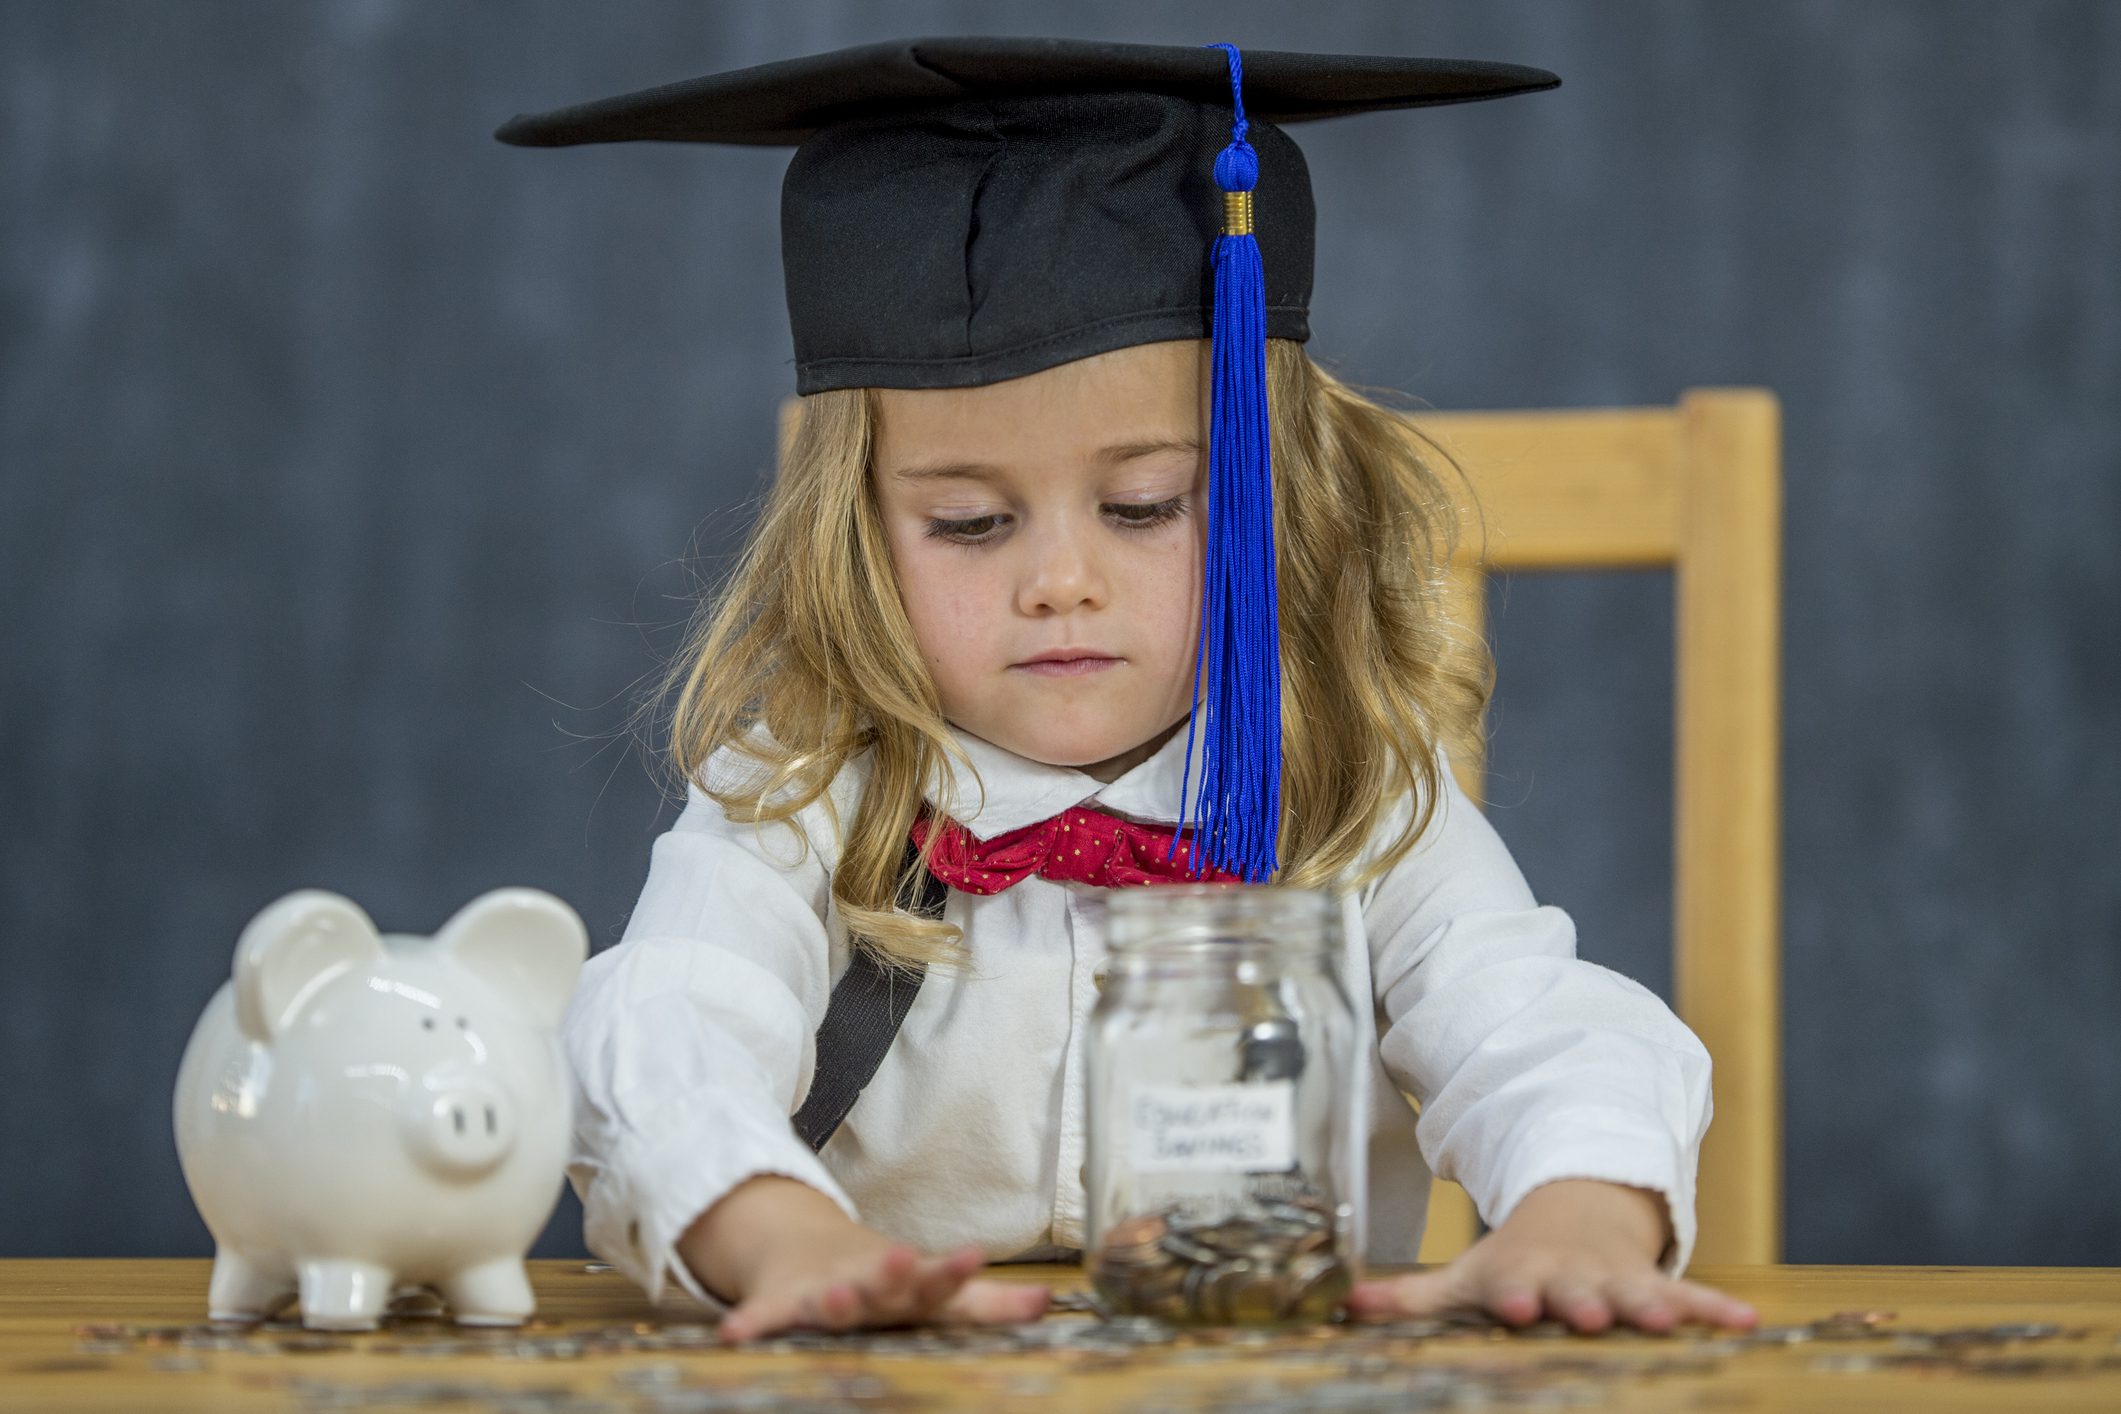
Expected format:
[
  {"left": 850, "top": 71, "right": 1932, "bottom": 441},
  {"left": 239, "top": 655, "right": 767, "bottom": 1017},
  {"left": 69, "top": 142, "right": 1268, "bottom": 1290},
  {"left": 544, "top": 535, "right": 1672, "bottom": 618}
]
[{"left": 497, "top": 38, "right": 1760, "bottom": 1341}]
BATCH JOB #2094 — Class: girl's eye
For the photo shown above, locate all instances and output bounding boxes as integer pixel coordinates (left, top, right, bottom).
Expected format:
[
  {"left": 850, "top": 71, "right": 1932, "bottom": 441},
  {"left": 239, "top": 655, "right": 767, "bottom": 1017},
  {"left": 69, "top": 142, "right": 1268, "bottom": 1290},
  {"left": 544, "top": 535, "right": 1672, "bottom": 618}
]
[
  {"left": 924, "top": 515, "right": 1005, "bottom": 546},
  {"left": 1105, "top": 496, "right": 1188, "bottom": 530},
  {"left": 921, "top": 496, "right": 1187, "bottom": 545}
]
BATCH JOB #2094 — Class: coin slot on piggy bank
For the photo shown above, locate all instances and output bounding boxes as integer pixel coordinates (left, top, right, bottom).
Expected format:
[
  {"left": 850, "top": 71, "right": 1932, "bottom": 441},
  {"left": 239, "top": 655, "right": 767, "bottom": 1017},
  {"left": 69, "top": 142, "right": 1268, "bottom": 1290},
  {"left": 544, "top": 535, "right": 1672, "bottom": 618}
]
[{"left": 1080, "top": 885, "right": 1363, "bottom": 1325}]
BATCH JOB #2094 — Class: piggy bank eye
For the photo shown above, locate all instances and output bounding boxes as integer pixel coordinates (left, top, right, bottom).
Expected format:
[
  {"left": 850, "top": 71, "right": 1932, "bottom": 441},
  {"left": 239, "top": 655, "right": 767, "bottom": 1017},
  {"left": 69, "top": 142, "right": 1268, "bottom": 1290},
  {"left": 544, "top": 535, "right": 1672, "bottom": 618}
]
[
  {"left": 421, "top": 1017, "right": 436, "bottom": 1031},
  {"left": 456, "top": 1016, "right": 469, "bottom": 1029}
]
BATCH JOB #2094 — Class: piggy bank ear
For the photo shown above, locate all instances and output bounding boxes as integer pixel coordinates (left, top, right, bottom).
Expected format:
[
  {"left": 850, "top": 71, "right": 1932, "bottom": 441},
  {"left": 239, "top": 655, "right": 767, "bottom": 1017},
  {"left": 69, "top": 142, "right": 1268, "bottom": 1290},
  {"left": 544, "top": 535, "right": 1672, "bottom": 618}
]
[
  {"left": 234, "top": 891, "right": 384, "bottom": 1043},
  {"left": 434, "top": 889, "right": 588, "bottom": 1029}
]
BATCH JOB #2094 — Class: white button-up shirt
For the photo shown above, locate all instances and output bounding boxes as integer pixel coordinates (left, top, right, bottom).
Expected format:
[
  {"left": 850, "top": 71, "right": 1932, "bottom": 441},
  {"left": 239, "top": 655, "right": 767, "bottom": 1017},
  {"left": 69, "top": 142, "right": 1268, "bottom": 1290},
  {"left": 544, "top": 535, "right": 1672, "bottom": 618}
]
[{"left": 561, "top": 722, "right": 1712, "bottom": 1308}]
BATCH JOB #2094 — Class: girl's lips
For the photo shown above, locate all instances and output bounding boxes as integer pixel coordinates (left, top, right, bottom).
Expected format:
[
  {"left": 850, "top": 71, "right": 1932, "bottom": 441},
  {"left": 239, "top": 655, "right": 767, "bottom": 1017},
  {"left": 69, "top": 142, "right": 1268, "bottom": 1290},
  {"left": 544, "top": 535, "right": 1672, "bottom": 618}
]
[{"left": 1012, "top": 656, "right": 1122, "bottom": 678}]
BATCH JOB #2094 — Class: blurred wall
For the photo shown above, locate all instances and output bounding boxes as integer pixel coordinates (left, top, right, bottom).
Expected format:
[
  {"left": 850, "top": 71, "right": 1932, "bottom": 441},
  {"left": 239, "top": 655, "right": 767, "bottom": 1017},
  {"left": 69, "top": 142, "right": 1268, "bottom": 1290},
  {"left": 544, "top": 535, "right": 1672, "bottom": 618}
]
[{"left": 2, "top": 0, "right": 2115, "bottom": 1264}]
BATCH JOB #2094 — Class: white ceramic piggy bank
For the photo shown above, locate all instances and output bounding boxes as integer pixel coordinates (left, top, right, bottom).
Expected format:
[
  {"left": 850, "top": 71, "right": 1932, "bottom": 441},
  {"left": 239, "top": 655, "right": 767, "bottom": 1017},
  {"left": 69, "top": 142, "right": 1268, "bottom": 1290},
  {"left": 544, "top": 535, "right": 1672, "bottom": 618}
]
[{"left": 173, "top": 887, "right": 587, "bottom": 1330}]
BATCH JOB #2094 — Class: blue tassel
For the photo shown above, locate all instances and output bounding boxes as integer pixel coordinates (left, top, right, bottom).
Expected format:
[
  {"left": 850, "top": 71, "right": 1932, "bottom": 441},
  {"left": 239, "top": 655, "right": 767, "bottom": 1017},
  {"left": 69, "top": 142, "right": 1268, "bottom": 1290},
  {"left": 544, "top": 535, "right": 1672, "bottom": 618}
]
[{"left": 1169, "top": 41, "right": 1281, "bottom": 883}]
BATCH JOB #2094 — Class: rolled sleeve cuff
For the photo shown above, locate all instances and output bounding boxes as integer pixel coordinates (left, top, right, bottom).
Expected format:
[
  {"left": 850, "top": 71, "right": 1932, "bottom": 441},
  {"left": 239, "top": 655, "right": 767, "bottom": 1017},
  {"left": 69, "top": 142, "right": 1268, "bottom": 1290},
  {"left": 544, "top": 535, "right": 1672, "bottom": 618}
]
[
  {"left": 1478, "top": 1106, "right": 1699, "bottom": 1278},
  {"left": 579, "top": 1086, "right": 860, "bottom": 1310}
]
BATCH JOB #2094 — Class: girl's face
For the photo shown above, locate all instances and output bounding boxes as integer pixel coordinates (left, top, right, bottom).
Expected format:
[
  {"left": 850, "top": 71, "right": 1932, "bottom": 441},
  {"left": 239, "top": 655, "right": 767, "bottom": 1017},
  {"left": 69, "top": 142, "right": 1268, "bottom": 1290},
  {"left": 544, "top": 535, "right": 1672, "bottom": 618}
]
[{"left": 873, "top": 339, "right": 1210, "bottom": 783}]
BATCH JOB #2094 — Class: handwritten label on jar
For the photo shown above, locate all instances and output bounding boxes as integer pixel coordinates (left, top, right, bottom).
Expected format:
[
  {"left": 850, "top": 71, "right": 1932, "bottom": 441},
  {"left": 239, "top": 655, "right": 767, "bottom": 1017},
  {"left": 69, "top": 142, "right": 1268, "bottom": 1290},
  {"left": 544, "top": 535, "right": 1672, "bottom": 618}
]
[{"left": 1129, "top": 1083, "right": 1295, "bottom": 1172}]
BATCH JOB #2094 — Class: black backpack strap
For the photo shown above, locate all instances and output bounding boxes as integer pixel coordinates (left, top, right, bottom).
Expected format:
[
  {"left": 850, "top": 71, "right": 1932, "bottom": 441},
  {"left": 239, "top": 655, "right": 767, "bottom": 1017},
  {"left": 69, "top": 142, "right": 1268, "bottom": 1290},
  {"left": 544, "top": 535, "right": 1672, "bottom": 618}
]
[{"left": 790, "top": 838, "right": 949, "bottom": 1152}]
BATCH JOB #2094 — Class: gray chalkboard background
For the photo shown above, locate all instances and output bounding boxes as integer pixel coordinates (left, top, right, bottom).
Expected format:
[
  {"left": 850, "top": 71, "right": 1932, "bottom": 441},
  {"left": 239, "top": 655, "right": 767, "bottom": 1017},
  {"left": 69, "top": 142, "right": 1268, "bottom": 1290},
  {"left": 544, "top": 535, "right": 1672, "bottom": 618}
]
[{"left": 3, "top": 1, "right": 2115, "bottom": 1266}]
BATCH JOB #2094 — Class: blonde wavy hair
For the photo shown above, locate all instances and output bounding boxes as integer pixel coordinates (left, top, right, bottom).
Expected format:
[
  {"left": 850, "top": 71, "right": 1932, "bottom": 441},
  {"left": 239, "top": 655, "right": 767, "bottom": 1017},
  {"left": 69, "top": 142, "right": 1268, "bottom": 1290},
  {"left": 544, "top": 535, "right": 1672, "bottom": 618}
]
[{"left": 648, "top": 339, "right": 1493, "bottom": 970}]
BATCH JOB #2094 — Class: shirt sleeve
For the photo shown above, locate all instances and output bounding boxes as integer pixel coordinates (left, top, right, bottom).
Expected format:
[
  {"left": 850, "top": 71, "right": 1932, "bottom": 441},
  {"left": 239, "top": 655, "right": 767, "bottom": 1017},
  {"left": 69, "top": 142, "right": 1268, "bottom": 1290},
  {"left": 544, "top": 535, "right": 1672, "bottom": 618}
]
[
  {"left": 1362, "top": 763, "right": 1714, "bottom": 1277},
  {"left": 562, "top": 748, "right": 858, "bottom": 1309}
]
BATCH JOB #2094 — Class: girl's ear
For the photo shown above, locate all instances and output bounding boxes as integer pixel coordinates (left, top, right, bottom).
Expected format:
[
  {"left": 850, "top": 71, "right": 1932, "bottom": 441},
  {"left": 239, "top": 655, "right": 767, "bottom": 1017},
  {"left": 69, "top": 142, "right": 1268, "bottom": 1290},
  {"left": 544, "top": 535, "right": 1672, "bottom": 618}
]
[
  {"left": 232, "top": 890, "right": 384, "bottom": 1044},
  {"left": 432, "top": 888, "right": 588, "bottom": 1029}
]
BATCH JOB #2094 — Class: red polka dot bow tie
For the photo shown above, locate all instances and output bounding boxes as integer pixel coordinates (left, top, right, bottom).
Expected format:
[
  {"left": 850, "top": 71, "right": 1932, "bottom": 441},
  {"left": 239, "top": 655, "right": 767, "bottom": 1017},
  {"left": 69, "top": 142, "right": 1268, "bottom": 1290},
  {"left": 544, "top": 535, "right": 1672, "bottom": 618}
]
[{"left": 909, "top": 806, "right": 1241, "bottom": 894}]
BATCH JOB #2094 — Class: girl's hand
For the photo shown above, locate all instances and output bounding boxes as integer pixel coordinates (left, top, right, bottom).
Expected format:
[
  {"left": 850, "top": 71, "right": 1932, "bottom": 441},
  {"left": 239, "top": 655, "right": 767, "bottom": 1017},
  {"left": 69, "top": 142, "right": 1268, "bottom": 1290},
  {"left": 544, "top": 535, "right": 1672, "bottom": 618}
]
[
  {"left": 679, "top": 1175, "right": 1049, "bottom": 1342},
  {"left": 720, "top": 1236, "right": 1049, "bottom": 1342},
  {"left": 1345, "top": 1179, "right": 1758, "bottom": 1334}
]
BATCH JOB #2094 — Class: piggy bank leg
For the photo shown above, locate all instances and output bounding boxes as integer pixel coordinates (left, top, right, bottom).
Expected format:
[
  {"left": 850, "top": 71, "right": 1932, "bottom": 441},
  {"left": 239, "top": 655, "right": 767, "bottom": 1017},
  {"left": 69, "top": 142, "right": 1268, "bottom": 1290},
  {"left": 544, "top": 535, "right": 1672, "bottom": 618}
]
[
  {"left": 207, "top": 1248, "right": 295, "bottom": 1322},
  {"left": 296, "top": 1259, "right": 396, "bottom": 1331},
  {"left": 438, "top": 1257, "right": 535, "bottom": 1327}
]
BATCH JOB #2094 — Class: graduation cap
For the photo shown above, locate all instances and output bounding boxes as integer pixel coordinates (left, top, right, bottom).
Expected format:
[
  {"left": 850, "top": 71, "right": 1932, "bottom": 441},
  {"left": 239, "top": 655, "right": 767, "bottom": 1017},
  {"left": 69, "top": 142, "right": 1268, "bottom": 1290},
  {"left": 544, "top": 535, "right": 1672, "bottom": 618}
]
[{"left": 495, "top": 37, "right": 1559, "bottom": 883}]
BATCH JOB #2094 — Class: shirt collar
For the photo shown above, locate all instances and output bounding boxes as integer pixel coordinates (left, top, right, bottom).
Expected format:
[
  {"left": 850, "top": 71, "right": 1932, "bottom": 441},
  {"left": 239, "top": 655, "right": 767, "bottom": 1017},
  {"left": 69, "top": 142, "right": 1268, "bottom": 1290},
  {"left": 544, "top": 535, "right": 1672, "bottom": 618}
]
[{"left": 929, "top": 719, "right": 1209, "bottom": 838}]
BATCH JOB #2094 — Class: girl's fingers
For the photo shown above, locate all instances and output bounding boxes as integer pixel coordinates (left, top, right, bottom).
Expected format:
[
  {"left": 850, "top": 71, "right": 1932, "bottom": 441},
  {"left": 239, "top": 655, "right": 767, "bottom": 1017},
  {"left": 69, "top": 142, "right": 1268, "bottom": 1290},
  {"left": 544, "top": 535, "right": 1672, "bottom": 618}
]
[
  {"left": 725, "top": 1246, "right": 1007, "bottom": 1342},
  {"left": 843, "top": 1243, "right": 965, "bottom": 1329},
  {"left": 873, "top": 1244, "right": 920, "bottom": 1287},
  {"left": 1543, "top": 1276, "right": 1612, "bottom": 1333},
  {"left": 1482, "top": 1279, "right": 1545, "bottom": 1327},
  {"left": 910, "top": 1246, "right": 985, "bottom": 1310},
  {"left": 941, "top": 1276, "right": 1051, "bottom": 1325},
  {"left": 1543, "top": 1274, "right": 1754, "bottom": 1334},
  {"left": 799, "top": 1280, "right": 860, "bottom": 1330},
  {"left": 851, "top": 1244, "right": 924, "bottom": 1321},
  {"left": 719, "top": 1292, "right": 799, "bottom": 1343},
  {"left": 998, "top": 1281, "right": 1053, "bottom": 1322},
  {"left": 1606, "top": 1276, "right": 1677, "bottom": 1333},
  {"left": 1669, "top": 1279, "right": 1758, "bottom": 1329},
  {"left": 1349, "top": 1265, "right": 1548, "bottom": 1329},
  {"left": 1344, "top": 1268, "right": 1455, "bottom": 1320}
]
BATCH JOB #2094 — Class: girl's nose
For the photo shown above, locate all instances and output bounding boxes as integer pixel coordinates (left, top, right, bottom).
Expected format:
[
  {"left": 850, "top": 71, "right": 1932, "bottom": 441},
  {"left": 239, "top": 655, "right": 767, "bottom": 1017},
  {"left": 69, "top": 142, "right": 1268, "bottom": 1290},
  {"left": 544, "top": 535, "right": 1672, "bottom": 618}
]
[{"left": 1017, "top": 522, "right": 1109, "bottom": 617}]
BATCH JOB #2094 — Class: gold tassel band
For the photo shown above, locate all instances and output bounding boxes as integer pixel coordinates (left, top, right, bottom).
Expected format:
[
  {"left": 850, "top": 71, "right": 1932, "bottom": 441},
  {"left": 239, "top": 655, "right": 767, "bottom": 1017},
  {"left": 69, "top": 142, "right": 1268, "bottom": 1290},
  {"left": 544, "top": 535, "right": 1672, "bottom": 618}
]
[{"left": 1222, "top": 191, "right": 1254, "bottom": 236}]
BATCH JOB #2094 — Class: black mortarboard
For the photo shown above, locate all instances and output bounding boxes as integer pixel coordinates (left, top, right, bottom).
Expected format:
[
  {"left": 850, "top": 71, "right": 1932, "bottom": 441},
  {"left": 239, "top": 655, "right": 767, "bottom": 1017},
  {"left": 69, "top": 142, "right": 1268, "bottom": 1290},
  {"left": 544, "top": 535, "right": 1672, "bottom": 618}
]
[
  {"left": 494, "top": 36, "right": 1556, "bottom": 395},
  {"left": 495, "top": 36, "right": 1558, "bottom": 881}
]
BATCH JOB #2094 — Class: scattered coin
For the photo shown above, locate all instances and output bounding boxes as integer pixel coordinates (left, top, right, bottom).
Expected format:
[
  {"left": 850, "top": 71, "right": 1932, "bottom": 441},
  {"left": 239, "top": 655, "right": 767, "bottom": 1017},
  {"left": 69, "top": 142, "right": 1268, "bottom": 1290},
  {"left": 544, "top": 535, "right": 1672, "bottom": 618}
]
[{"left": 1047, "top": 1289, "right": 1106, "bottom": 1315}]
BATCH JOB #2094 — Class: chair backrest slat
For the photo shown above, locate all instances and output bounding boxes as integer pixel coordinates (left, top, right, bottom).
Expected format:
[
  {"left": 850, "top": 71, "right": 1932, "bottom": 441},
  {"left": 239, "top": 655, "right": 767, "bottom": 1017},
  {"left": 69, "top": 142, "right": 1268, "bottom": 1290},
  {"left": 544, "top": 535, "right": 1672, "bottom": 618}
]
[
  {"left": 1415, "top": 389, "right": 1783, "bottom": 1267},
  {"left": 1423, "top": 406, "right": 1686, "bottom": 569}
]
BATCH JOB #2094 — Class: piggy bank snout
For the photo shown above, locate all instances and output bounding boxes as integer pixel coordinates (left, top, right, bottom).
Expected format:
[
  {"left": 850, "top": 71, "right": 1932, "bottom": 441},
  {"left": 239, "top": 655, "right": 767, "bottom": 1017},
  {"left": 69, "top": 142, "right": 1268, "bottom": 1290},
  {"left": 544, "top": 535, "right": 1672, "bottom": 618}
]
[{"left": 402, "top": 1076, "right": 516, "bottom": 1179}]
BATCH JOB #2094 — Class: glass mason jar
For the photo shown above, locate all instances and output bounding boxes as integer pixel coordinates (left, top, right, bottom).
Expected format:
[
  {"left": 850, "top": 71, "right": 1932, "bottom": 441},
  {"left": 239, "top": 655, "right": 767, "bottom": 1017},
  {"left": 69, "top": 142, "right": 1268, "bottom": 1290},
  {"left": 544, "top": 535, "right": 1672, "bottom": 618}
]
[{"left": 1081, "top": 884, "right": 1365, "bottom": 1325}]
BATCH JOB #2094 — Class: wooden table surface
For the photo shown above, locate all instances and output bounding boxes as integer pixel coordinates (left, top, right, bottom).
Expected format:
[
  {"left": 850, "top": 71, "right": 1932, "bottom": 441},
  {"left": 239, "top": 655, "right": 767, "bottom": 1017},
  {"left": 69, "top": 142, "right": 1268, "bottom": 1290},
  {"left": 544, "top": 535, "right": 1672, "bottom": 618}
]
[{"left": 4, "top": 1259, "right": 2119, "bottom": 1411}]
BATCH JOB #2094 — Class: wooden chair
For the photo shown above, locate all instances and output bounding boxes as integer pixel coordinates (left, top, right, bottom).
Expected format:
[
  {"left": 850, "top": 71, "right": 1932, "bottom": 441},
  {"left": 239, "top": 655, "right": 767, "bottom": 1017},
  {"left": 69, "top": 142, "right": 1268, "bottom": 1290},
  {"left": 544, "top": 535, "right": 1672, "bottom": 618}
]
[{"left": 1411, "top": 388, "right": 1783, "bottom": 1268}]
